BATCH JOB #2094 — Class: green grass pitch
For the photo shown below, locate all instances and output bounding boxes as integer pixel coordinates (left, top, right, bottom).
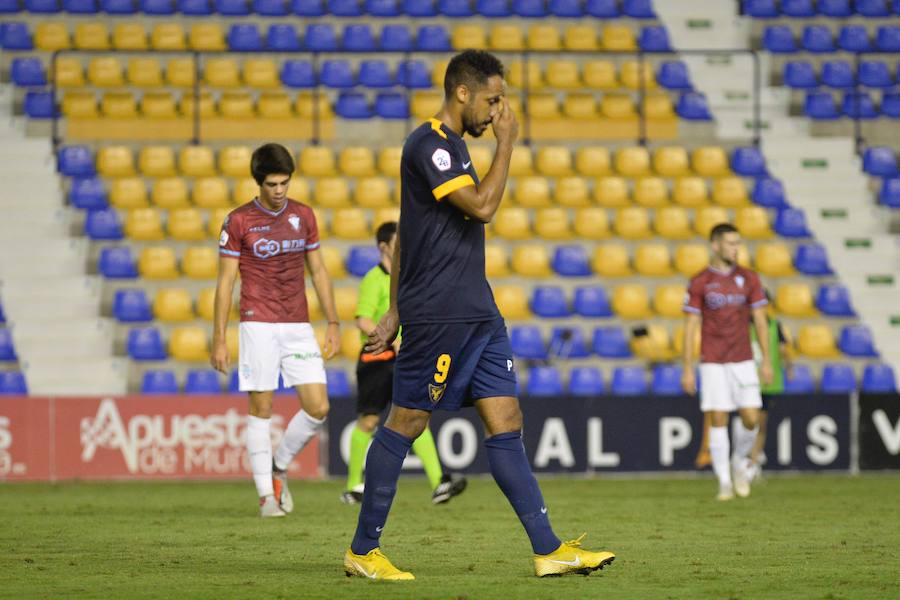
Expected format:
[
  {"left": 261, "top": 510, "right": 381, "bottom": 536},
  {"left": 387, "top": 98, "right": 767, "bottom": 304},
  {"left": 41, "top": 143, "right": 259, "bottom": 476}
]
[{"left": 1, "top": 476, "right": 898, "bottom": 599}]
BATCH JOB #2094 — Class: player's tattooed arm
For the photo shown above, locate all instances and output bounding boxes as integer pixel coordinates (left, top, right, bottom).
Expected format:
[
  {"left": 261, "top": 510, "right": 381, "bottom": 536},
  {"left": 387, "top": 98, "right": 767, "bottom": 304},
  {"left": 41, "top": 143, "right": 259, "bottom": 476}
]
[
  {"left": 365, "top": 234, "right": 400, "bottom": 355},
  {"left": 306, "top": 249, "right": 341, "bottom": 360},
  {"left": 211, "top": 256, "right": 239, "bottom": 374}
]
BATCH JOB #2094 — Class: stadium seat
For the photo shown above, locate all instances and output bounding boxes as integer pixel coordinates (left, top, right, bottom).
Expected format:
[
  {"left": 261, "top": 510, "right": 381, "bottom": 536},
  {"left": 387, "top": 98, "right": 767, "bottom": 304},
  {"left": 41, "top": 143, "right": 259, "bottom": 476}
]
[
  {"left": 358, "top": 60, "right": 393, "bottom": 89},
  {"left": 783, "top": 61, "right": 817, "bottom": 89},
  {"left": 514, "top": 177, "right": 551, "bottom": 208},
  {"left": 568, "top": 367, "right": 604, "bottom": 396},
  {"left": 655, "top": 206, "right": 693, "bottom": 239},
  {"left": 169, "top": 327, "right": 208, "bottom": 362},
  {"left": 652, "top": 284, "right": 685, "bottom": 318},
  {"left": 573, "top": 286, "right": 612, "bottom": 317},
  {"left": 153, "top": 288, "right": 194, "bottom": 322},
  {"left": 612, "top": 285, "right": 652, "bottom": 318},
  {"left": 142, "top": 370, "right": 178, "bottom": 394},
  {"left": 611, "top": 366, "right": 647, "bottom": 396},
  {"left": 441, "top": 0, "right": 473, "bottom": 16},
  {"left": 735, "top": 206, "right": 773, "bottom": 239},
  {"left": 62, "top": 92, "right": 97, "bottom": 117},
  {"left": 280, "top": 60, "right": 315, "bottom": 88},
  {"left": 242, "top": 59, "right": 278, "bottom": 88},
  {"left": 863, "top": 147, "right": 897, "bottom": 177},
  {"left": 692, "top": 146, "right": 730, "bottom": 177},
  {"left": 634, "top": 243, "right": 672, "bottom": 276},
  {"left": 712, "top": 177, "right": 749, "bottom": 207},
  {"left": 166, "top": 59, "right": 197, "bottom": 88},
  {"left": 843, "top": 91, "right": 877, "bottom": 119},
  {"left": 167, "top": 208, "right": 204, "bottom": 241},
  {"left": 111, "top": 289, "right": 151, "bottom": 323},
  {"left": 535, "top": 208, "right": 572, "bottom": 240},
  {"left": 754, "top": 243, "right": 794, "bottom": 277},
  {"left": 763, "top": 25, "right": 796, "bottom": 53},
  {"left": 751, "top": 178, "right": 787, "bottom": 209},
  {"left": 802, "top": 25, "right": 835, "bottom": 53},
  {"left": 320, "top": 246, "right": 347, "bottom": 278},
  {"left": 140, "top": 92, "right": 177, "bottom": 118},
  {"left": 149, "top": 178, "right": 187, "bottom": 209},
  {"left": 819, "top": 0, "right": 851, "bottom": 16},
  {"left": 551, "top": 245, "right": 590, "bottom": 277},
  {"left": 86, "top": 57, "right": 122, "bottom": 87},
  {"left": 138, "top": 247, "right": 179, "bottom": 279},
  {"left": 731, "top": 147, "right": 767, "bottom": 177},
  {"left": 97, "top": 146, "right": 136, "bottom": 178},
  {"left": 652, "top": 147, "right": 689, "bottom": 177},
  {"left": 614, "top": 207, "right": 652, "bottom": 239},
  {"left": 374, "top": 93, "right": 409, "bottom": 119},
  {"left": 334, "top": 287, "right": 359, "bottom": 321},
  {"left": 417, "top": 24, "right": 451, "bottom": 51},
  {"left": 815, "top": 284, "right": 854, "bottom": 317},
  {"left": 59, "top": 146, "right": 96, "bottom": 177},
  {"left": 312, "top": 178, "right": 350, "bottom": 208},
  {"left": 821, "top": 60, "right": 854, "bottom": 89},
  {"left": 797, "top": 324, "right": 838, "bottom": 358},
  {"left": 151, "top": 23, "right": 186, "bottom": 50},
  {"left": 591, "top": 326, "right": 630, "bottom": 358},
  {"left": 492, "top": 285, "right": 530, "bottom": 319},
  {"left": 591, "top": 244, "right": 631, "bottom": 278},
  {"left": 879, "top": 177, "right": 900, "bottom": 208},
  {"left": 693, "top": 207, "right": 728, "bottom": 238},
  {"left": 265, "top": 24, "right": 300, "bottom": 51},
  {"left": 101, "top": 92, "right": 138, "bottom": 118},
  {"left": 85, "top": 208, "right": 123, "bottom": 240},
  {"left": 141, "top": 0, "right": 174, "bottom": 12},
  {"left": 794, "top": 243, "right": 832, "bottom": 276},
  {"left": 335, "top": 92, "right": 372, "bottom": 119},
  {"left": 593, "top": 177, "right": 629, "bottom": 208},
  {"left": 510, "top": 325, "right": 547, "bottom": 359},
  {"left": 672, "top": 177, "right": 708, "bottom": 207},
  {"left": 511, "top": 245, "right": 551, "bottom": 276},
  {"left": 839, "top": 325, "right": 877, "bottom": 357},
  {"left": 491, "top": 208, "right": 529, "bottom": 239},
  {"left": 614, "top": 147, "right": 650, "bottom": 177},
  {"left": 332, "top": 208, "right": 369, "bottom": 239},
  {"left": 639, "top": 25, "right": 671, "bottom": 52},
  {"left": 99, "top": 247, "right": 137, "bottom": 278},
  {"left": 555, "top": 177, "right": 591, "bottom": 207},
  {"left": 485, "top": 244, "right": 509, "bottom": 277},
  {"left": 876, "top": 25, "right": 900, "bottom": 52},
  {"left": 676, "top": 92, "right": 713, "bottom": 121},
  {"left": 380, "top": 24, "right": 412, "bottom": 51},
  {"left": 0, "top": 371, "right": 27, "bottom": 395},
  {"left": 674, "top": 244, "right": 709, "bottom": 276},
  {"left": 526, "top": 367, "right": 564, "bottom": 397},
  {"left": 774, "top": 208, "right": 811, "bottom": 238},
  {"left": 137, "top": 146, "right": 176, "bottom": 178},
  {"left": 651, "top": 365, "right": 682, "bottom": 395},
  {"left": 74, "top": 23, "right": 109, "bottom": 50},
  {"left": 128, "top": 327, "right": 167, "bottom": 360},
  {"left": 632, "top": 177, "right": 668, "bottom": 208},
  {"left": 354, "top": 177, "right": 391, "bottom": 208},
  {"left": 575, "top": 147, "right": 611, "bottom": 176},
  {"left": 776, "top": 283, "right": 817, "bottom": 317},
  {"left": 859, "top": 61, "right": 893, "bottom": 88},
  {"left": 184, "top": 370, "right": 221, "bottom": 394},
  {"left": 838, "top": 25, "right": 872, "bottom": 52},
  {"left": 579, "top": 60, "right": 614, "bottom": 90},
  {"left": 177, "top": 146, "right": 215, "bottom": 177},
  {"left": 70, "top": 177, "right": 107, "bottom": 210},
  {"left": 601, "top": 94, "right": 637, "bottom": 120},
  {"left": 601, "top": 24, "right": 636, "bottom": 51},
  {"left": 821, "top": 363, "right": 856, "bottom": 393},
  {"left": 324, "top": 369, "right": 351, "bottom": 398},
  {"left": 181, "top": 247, "right": 217, "bottom": 280},
  {"left": 527, "top": 24, "right": 561, "bottom": 51},
  {"left": 530, "top": 286, "right": 569, "bottom": 318},
  {"left": 549, "top": 327, "right": 589, "bottom": 359},
  {"left": 862, "top": 364, "right": 897, "bottom": 393},
  {"left": 299, "top": 146, "right": 336, "bottom": 176},
  {"left": 779, "top": 363, "right": 814, "bottom": 394},
  {"left": 124, "top": 207, "right": 164, "bottom": 240},
  {"left": 192, "top": 177, "right": 230, "bottom": 209}
]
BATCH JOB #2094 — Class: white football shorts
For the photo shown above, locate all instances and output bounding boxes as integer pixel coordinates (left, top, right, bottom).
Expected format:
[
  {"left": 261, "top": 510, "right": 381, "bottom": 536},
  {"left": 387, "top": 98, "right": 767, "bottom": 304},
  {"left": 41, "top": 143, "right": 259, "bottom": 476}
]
[
  {"left": 238, "top": 322, "right": 327, "bottom": 392},
  {"left": 699, "top": 360, "right": 762, "bottom": 413}
]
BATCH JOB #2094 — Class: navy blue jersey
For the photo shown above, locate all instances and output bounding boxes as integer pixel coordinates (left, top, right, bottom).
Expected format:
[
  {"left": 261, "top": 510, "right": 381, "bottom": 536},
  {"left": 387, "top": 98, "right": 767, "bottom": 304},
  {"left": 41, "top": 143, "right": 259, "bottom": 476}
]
[{"left": 397, "top": 118, "right": 500, "bottom": 325}]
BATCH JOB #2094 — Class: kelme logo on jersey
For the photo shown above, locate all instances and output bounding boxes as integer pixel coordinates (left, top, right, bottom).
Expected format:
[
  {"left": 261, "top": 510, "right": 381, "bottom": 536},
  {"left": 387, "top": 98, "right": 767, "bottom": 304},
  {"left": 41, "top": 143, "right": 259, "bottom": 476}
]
[{"left": 428, "top": 383, "right": 447, "bottom": 404}]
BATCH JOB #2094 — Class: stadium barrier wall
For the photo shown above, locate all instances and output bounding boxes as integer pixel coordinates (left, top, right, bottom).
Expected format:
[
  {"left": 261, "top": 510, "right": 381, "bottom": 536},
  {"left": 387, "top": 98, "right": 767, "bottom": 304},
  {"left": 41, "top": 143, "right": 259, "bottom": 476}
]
[{"left": 858, "top": 393, "right": 900, "bottom": 470}]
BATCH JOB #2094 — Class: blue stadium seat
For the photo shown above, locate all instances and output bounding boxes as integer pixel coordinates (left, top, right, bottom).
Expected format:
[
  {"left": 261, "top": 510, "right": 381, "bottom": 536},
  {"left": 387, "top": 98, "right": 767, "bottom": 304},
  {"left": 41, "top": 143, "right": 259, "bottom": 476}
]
[
  {"left": 321, "top": 60, "right": 354, "bottom": 88},
  {"left": 513, "top": 0, "right": 545, "bottom": 17},
  {"left": 185, "top": 369, "right": 222, "bottom": 393},
  {"left": 548, "top": 0, "right": 580, "bottom": 16},
  {"left": 305, "top": 24, "right": 338, "bottom": 51},
  {"left": 346, "top": 246, "right": 380, "bottom": 276},
  {"left": 815, "top": 284, "right": 854, "bottom": 316},
  {"left": 24, "top": 91, "right": 56, "bottom": 119},
  {"left": 329, "top": 0, "right": 362, "bottom": 14},
  {"left": 0, "top": 372, "right": 27, "bottom": 395},
  {"left": 141, "top": 370, "right": 178, "bottom": 394},
  {"left": 530, "top": 286, "right": 570, "bottom": 318},
  {"left": 416, "top": 24, "right": 450, "bottom": 50},
  {"left": 58, "top": 146, "right": 95, "bottom": 177},
  {"left": 783, "top": 61, "right": 817, "bottom": 89},
  {"left": 0, "top": 301, "right": 5, "bottom": 323},
  {"left": 359, "top": 60, "right": 393, "bottom": 88},
  {"left": 821, "top": 363, "right": 856, "bottom": 393},
  {"left": 879, "top": 177, "right": 900, "bottom": 207},
  {"left": 254, "top": 0, "right": 288, "bottom": 14},
  {"left": 639, "top": 26, "right": 671, "bottom": 52},
  {"left": 657, "top": 61, "right": 692, "bottom": 90},
  {"left": 141, "top": 0, "right": 174, "bottom": 12},
  {"left": 794, "top": 243, "right": 833, "bottom": 275},
  {"left": 752, "top": 177, "right": 788, "bottom": 208},
  {"left": 510, "top": 325, "right": 547, "bottom": 359},
  {"left": 838, "top": 26, "right": 872, "bottom": 52},
  {"left": 818, "top": 0, "right": 851, "bottom": 16},
  {"left": 327, "top": 368, "right": 352, "bottom": 397},
  {"left": 882, "top": 93, "right": 900, "bottom": 117},
  {"left": 651, "top": 365, "right": 682, "bottom": 395},
  {"left": 75, "top": 184, "right": 113, "bottom": 218},
  {"left": 267, "top": 24, "right": 301, "bottom": 51},
  {"left": 276, "top": 374, "right": 294, "bottom": 394},
  {"left": 863, "top": 147, "right": 897, "bottom": 177},
  {"left": 611, "top": 366, "right": 648, "bottom": 396},
  {"left": 0, "top": 329, "right": 17, "bottom": 361},
  {"left": 762, "top": 26, "right": 796, "bottom": 53},
  {"left": 822, "top": 60, "right": 854, "bottom": 88},
  {"left": 281, "top": 60, "right": 315, "bottom": 88},
  {"left": 862, "top": 364, "right": 897, "bottom": 393},
  {"left": 128, "top": 327, "right": 167, "bottom": 360},
  {"left": 859, "top": 61, "right": 893, "bottom": 88},
  {"left": 366, "top": 0, "right": 400, "bottom": 15},
  {"left": 549, "top": 327, "right": 589, "bottom": 359},
  {"left": 676, "top": 92, "right": 713, "bottom": 120},
  {"left": 858, "top": 0, "right": 891, "bottom": 16},
  {"left": 65, "top": 0, "right": 98, "bottom": 12},
  {"left": 0, "top": 0, "right": 19, "bottom": 12},
  {"left": 592, "top": 326, "right": 631, "bottom": 358},
  {"left": 731, "top": 147, "right": 767, "bottom": 177},
  {"left": 843, "top": 92, "right": 877, "bottom": 119},
  {"left": 380, "top": 25, "right": 412, "bottom": 51},
  {"left": 551, "top": 245, "right": 591, "bottom": 277},
  {"left": 783, "top": 364, "right": 814, "bottom": 393},
  {"left": 336, "top": 92, "right": 372, "bottom": 118},
  {"left": 782, "top": 0, "right": 814, "bottom": 16},
  {"left": 623, "top": 0, "right": 653, "bottom": 17},
  {"left": 839, "top": 325, "right": 878, "bottom": 357},
  {"left": 228, "top": 24, "right": 263, "bottom": 51},
  {"left": 573, "top": 286, "right": 613, "bottom": 317},
  {"left": 801, "top": 25, "right": 835, "bottom": 53},
  {"left": 894, "top": 0, "right": 900, "bottom": 13},
  {"left": 178, "top": 0, "right": 212, "bottom": 14},
  {"left": 343, "top": 24, "right": 376, "bottom": 51},
  {"left": 217, "top": 0, "right": 250, "bottom": 14},
  {"left": 568, "top": 367, "right": 604, "bottom": 396},
  {"left": 102, "top": 0, "right": 136, "bottom": 12},
  {"left": 439, "top": 0, "right": 472, "bottom": 15},
  {"left": 804, "top": 91, "right": 840, "bottom": 120},
  {"left": 12, "top": 58, "right": 46, "bottom": 87},
  {"left": 292, "top": 0, "right": 323, "bottom": 11},
  {"left": 585, "top": 0, "right": 616, "bottom": 16},
  {"left": 113, "top": 289, "right": 152, "bottom": 322},
  {"left": 85, "top": 208, "right": 123, "bottom": 240},
  {"left": 99, "top": 247, "right": 137, "bottom": 278},
  {"left": 375, "top": 93, "right": 409, "bottom": 119},
  {"left": 476, "top": 0, "right": 508, "bottom": 15},
  {"left": 743, "top": 0, "right": 777, "bottom": 17},
  {"left": 774, "top": 208, "right": 811, "bottom": 238},
  {"left": 527, "top": 366, "right": 563, "bottom": 396},
  {"left": 2, "top": 23, "right": 33, "bottom": 50},
  {"left": 25, "top": 0, "right": 58, "bottom": 11},
  {"left": 228, "top": 369, "right": 240, "bottom": 393},
  {"left": 403, "top": 0, "right": 436, "bottom": 15},
  {"left": 397, "top": 60, "right": 431, "bottom": 88},
  {"left": 876, "top": 26, "right": 900, "bottom": 52}
]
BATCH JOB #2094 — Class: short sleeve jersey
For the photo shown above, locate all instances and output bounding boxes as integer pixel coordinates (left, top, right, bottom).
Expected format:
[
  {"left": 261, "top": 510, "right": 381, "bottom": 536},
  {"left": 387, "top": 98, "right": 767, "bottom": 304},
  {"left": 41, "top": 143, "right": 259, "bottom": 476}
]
[
  {"left": 683, "top": 265, "right": 767, "bottom": 363},
  {"left": 396, "top": 118, "right": 500, "bottom": 325},
  {"left": 355, "top": 264, "right": 393, "bottom": 345},
  {"left": 218, "top": 198, "right": 319, "bottom": 323}
]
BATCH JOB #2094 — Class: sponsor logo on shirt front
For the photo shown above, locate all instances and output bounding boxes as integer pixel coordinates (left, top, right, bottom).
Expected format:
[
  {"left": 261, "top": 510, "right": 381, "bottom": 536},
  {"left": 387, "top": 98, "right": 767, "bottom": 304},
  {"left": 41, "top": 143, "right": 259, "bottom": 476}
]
[
  {"left": 252, "top": 238, "right": 309, "bottom": 259},
  {"left": 704, "top": 292, "right": 747, "bottom": 309}
]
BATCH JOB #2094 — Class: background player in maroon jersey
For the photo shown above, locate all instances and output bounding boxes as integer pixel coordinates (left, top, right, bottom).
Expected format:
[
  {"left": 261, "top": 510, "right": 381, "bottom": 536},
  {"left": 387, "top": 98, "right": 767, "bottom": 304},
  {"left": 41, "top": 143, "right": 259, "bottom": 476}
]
[
  {"left": 211, "top": 143, "right": 341, "bottom": 517},
  {"left": 682, "top": 223, "right": 773, "bottom": 501}
]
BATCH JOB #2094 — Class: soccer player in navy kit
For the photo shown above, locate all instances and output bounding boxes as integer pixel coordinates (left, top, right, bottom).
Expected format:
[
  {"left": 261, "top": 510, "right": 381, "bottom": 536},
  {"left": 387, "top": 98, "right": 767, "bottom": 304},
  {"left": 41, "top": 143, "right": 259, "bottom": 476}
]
[{"left": 343, "top": 50, "right": 615, "bottom": 580}]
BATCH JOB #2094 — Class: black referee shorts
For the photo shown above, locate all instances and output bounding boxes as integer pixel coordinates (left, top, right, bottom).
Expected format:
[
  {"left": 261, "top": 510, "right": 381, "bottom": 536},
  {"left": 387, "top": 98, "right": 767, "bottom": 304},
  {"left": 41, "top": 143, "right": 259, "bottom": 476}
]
[{"left": 355, "top": 352, "right": 395, "bottom": 416}]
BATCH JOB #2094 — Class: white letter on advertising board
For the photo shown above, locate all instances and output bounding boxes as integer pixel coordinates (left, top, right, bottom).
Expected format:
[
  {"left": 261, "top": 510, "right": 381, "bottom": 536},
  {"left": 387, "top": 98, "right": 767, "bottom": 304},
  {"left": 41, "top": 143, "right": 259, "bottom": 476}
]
[
  {"left": 659, "top": 417, "right": 691, "bottom": 466},
  {"left": 806, "top": 415, "right": 838, "bottom": 465},
  {"left": 872, "top": 410, "right": 900, "bottom": 455},
  {"left": 778, "top": 418, "right": 792, "bottom": 465},
  {"left": 437, "top": 418, "right": 478, "bottom": 470},
  {"left": 587, "top": 418, "right": 620, "bottom": 467},
  {"left": 534, "top": 418, "right": 575, "bottom": 468}
]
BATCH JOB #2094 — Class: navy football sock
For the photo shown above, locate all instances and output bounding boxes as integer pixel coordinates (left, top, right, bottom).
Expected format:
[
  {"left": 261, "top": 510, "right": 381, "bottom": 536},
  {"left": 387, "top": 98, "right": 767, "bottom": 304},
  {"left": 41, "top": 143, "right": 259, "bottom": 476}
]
[
  {"left": 350, "top": 426, "right": 412, "bottom": 555},
  {"left": 485, "top": 431, "right": 561, "bottom": 555}
]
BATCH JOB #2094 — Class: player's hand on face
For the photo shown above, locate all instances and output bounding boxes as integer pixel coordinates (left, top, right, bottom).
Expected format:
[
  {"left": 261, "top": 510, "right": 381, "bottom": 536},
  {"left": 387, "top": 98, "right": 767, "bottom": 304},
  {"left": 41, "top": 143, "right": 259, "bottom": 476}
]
[
  {"left": 681, "top": 368, "right": 697, "bottom": 395},
  {"left": 210, "top": 339, "right": 229, "bottom": 374},
  {"left": 365, "top": 309, "right": 399, "bottom": 355},
  {"left": 491, "top": 97, "right": 519, "bottom": 146},
  {"left": 759, "top": 361, "right": 774, "bottom": 385},
  {"left": 323, "top": 322, "right": 340, "bottom": 360}
]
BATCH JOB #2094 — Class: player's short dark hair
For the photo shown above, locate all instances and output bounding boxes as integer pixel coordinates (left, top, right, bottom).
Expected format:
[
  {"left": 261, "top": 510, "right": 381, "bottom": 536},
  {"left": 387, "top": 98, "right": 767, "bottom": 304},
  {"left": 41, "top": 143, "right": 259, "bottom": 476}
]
[
  {"left": 443, "top": 50, "right": 504, "bottom": 99},
  {"left": 376, "top": 221, "right": 397, "bottom": 245},
  {"left": 250, "top": 143, "right": 295, "bottom": 185},
  {"left": 709, "top": 222, "right": 738, "bottom": 241}
]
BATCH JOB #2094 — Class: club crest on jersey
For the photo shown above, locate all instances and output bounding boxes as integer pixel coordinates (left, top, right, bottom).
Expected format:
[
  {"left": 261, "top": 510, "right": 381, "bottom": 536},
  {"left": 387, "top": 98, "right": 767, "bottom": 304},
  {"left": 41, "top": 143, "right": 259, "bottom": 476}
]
[
  {"left": 428, "top": 382, "right": 447, "bottom": 404},
  {"left": 734, "top": 275, "right": 745, "bottom": 288},
  {"left": 288, "top": 214, "right": 300, "bottom": 231},
  {"left": 432, "top": 148, "right": 451, "bottom": 171}
]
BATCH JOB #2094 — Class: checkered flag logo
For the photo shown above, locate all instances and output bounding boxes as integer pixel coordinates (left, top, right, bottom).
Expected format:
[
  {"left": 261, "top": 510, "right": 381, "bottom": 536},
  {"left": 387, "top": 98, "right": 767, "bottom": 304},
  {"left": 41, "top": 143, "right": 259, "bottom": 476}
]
[{"left": 79, "top": 399, "right": 136, "bottom": 471}]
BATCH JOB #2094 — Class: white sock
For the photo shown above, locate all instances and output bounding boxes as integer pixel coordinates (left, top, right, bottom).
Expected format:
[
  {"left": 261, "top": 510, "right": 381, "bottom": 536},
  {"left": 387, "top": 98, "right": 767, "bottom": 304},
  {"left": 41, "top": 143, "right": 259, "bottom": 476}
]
[
  {"left": 273, "top": 410, "right": 325, "bottom": 471},
  {"left": 247, "top": 415, "right": 274, "bottom": 498},
  {"left": 733, "top": 423, "right": 758, "bottom": 463},
  {"left": 708, "top": 426, "right": 732, "bottom": 488}
]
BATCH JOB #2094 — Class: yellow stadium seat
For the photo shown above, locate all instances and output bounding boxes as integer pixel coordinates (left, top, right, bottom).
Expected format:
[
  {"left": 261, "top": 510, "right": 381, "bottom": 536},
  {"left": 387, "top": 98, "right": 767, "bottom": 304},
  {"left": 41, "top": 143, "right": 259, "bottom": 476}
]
[
  {"left": 490, "top": 24, "right": 524, "bottom": 50},
  {"left": 583, "top": 60, "right": 617, "bottom": 89},
  {"left": 217, "top": 146, "right": 251, "bottom": 178},
  {"left": 612, "top": 285, "right": 652, "bottom": 318},
  {"left": 493, "top": 208, "right": 531, "bottom": 239},
  {"left": 485, "top": 244, "right": 509, "bottom": 277},
  {"left": 411, "top": 91, "right": 442, "bottom": 120},
  {"left": 113, "top": 23, "right": 147, "bottom": 50},
  {"left": 61, "top": 92, "right": 97, "bottom": 118},
  {"left": 242, "top": 59, "right": 279, "bottom": 88},
  {"left": 332, "top": 208, "right": 369, "bottom": 239},
  {"left": 295, "top": 93, "right": 333, "bottom": 119},
  {"left": 305, "top": 291, "right": 323, "bottom": 322},
  {"left": 621, "top": 61, "right": 657, "bottom": 91},
  {"left": 125, "top": 208, "right": 164, "bottom": 241},
  {"left": 592, "top": 244, "right": 632, "bottom": 277},
  {"left": 179, "top": 146, "right": 216, "bottom": 177},
  {"left": 653, "top": 146, "right": 690, "bottom": 177},
  {"left": 374, "top": 207, "right": 398, "bottom": 228},
  {"left": 339, "top": 147, "right": 376, "bottom": 177},
  {"left": 169, "top": 327, "right": 208, "bottom": 362},
  {"left": 168, "top": 207, "right": 206, "bottom": 241},
  {"left": 312, "top": 208, "right": 328, "bottom": 240},
  {"left": 644, "top": 94, "right": 676, "bottom": 120},
  {"left": 614, "top": 147, "right": 651, "bottom": 177},
  {"left": 35, "top": 23, "right": 70, "bottom": 51},
  {"left": 97, "top": 146, "right": 136, "bottom": 178},
  {"left": 141, "top": 92, "right": 177, "bottom": 118},
  {"left": 377, "top": 147, "right": 402, "bottom": 177},
  {"left": 796, "top": 325, "right": 838, "bottom": 358},
  {"left": 166, "top": 58, "right": 196, "bottom": 87},
  {"left": 674, "top": 243, "right": 710, "bottom": 276},
  {"left": 87, "top": 57, "right": 123, "bottom": 87},
  {"left": 712, "top": 177, "right": 750, "bottom": 207},
  {"left": 109, "top": 178, "right": 148, "bottom": 209},
  {"left": 594, "top": 176, "right": 630, "bottom": 207},
  {"left": 286, "top": 177, "right": 311, "bottom": 203},
  {"left": 600, "top": 94, "right": 637, "bottom": 119},
  {"left": 614, "top": 207, "right": 652, "bottom": 239},
  {"left": 204, "top": 58, "right": 240, "bottom": 88},
  {"left": 654, "top": 284, "right": 687, "bottom": 318},
  {"left": 526, "top": 93, "right": 561, "bottom": 119},
  {"left": 127, "top": 58, "right": 162, "bottom": 87},
  {"left": 154, "top": 288, "right": 194, "bottom": 322},
  {"left": 674, "top": 322, "right": 701, "bottom": 357},
  {"left": 179, "top": 92, "right": 216, "bottom": 117},
  {"left": 101, "top": 92, "right": 138, "bottom": 118},
  {"left": 562, "top": 94, "right": 598, "bottom": 120},
  {"left": 51, "top": 58, "right": 84, "bottom": 88},
  {"left": 494, "top": 285, "right": 530, "bottom": 320},
  {"left": 207, "top": 208, "right": 231, "bottom": 238},
  {"left": 527, "top": 25, "right": 561, "bottom": 51},
  {"left": 189, "top": 23, "right": 225, "bottom": 51},
  {"left": 151, "top": 23, "right": 186, "bottom": 51},
  {"left": 692, "top": 146, "right": 731, "bottom": 177},
  {"left": 183, "top": 247, "right": 219, "bottom": 281},
  {"left": 354, "top": 177, "right": 392, "bottom": 208},
  {"left": 633, "top": 177, "right": 669, "bottom": 208},
  {"left": 334, "top": 287, "right": 359, "bottom": 321},
  {"left": 192, "top": 177, "right": 231, "bottom": 209},
  {"left": 452, "top": 25, "right": 487, "bottom": 49},
  {"left": 466, "top": 146, "right": 491, "bottom": 177},
  {"left": 544, "top": 60, "right": 580, "bottom": 89},
  {"left": 74, "top": 23, "right": 109, "bottom": 50},
  {"left": 602, "top": 24, "right": 637, "bottom": 51},
  {"left": 554, "top": 177, "right": 590, "bottom": 207},
  {"left": 138, "top": 146, "right": 177, "bottom": 177},
  {"left": 575, "top": 147, "right": 611, "bottom": 176},
  {"left": 258, "top": 92, "right": 292, "bottom": 118},
  {"left": 631, "top": 325, "right": 674, "bottom": 361},
  {"left": 231, "top": 179, "right": 256, "bottom": 205},
  {"left": 511, "top": 245, "right": 551, "bottom": 277},
  {"left": 431, "top": 59, "right": 449, "bottom": 90},
  {"left": 138, "top": 246, "right": 178, "bottom": 279},
  {"left": 635, "top": 243, "right": 673, "bottom": 276},
  {"left": 513, "top": 176, "right": 551, "bottom": 208},
  {"left": 299, "top": 146, "right": 336, "bottom": 176},
  {"left": 672, "top": 177, "right": 709, "bottom": 207},
  {"left": 694, "top": 207, "right": 729, "bottom": 238},
  {"left": 735, "top": 206, "right": 774, "bottom": 239},
  {"left": 151, "top": 177, "right": 189, "bottom": 209},
  {"left": 313, "top": 177, "right": 351, "bottom": 208},
  {"left": 219, "top": 91, "right": 254, "bottom": 118},
  {"left": 564, "top": 25, "right": 599, "bottom": 50},
  {"left": 755, "top": 243, "right": 795, "bottom": 277},
  {"left": 319, "top": 245, "right": 346, "bottom": 278},
  {"left": 534, "top": 208, "right": 572, "bottom": 240},
  {"left": 197, "top": 288, "right": 216, "bottom": 321},
  {"left": 776, "top": 284, "right": 817, "bottom": 317},
  {"left": 226, "top": 326, "right": 239, "bottom": 359},
  {"left": 509, "top": 146, "right": 534, "bottom": 176},
  {"left": 341, "top": 328, "right": 362, "bottom": 360},
  {"left": 737, "top": 243, "right": 752, "bottom": 268},
  {"left": 574, "top": 207, "right": 611, "bottom": 239},
  {"left": 655, "top": 206, "right": 694, "bottom": 239}
]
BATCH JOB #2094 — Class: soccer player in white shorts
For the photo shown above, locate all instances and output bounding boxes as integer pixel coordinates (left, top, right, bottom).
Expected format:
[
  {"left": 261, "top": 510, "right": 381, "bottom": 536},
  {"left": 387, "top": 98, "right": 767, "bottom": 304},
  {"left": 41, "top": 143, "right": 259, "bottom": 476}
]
[{"left": 211, "top": 143, "right": 341, "bottom": 517}]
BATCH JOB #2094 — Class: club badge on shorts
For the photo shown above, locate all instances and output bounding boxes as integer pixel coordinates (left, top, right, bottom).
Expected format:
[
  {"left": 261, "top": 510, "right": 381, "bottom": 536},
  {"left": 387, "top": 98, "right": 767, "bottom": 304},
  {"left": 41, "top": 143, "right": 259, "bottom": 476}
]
[{"left": 428, "top": 382, "right": 447, "bottom": 404}]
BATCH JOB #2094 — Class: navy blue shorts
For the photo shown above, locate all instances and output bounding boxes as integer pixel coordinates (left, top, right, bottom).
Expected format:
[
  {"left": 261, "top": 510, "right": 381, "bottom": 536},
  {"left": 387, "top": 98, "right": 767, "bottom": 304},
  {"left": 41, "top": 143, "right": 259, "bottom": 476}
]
[{"left": 392, "top": 317, "right": 518, "bottom": 412}]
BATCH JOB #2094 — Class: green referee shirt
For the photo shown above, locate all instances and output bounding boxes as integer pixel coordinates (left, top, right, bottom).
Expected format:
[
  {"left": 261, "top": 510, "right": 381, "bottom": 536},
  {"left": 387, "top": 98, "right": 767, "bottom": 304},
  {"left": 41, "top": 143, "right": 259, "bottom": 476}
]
[{"left": 355, "top": 264, "right": 395, "bottom": 346}]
